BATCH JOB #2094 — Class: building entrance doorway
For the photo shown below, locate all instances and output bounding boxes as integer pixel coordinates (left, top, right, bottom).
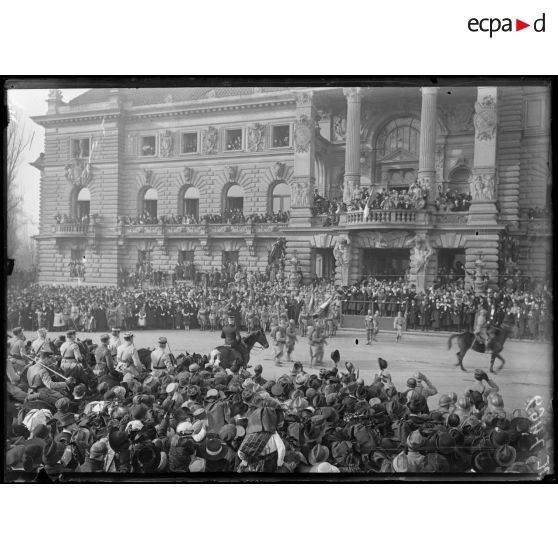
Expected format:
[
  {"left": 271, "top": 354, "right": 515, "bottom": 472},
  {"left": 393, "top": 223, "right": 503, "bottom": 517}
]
[
  {"left": 437, "top": 248, "right": 465, "bottom": 284},
  {"left": 362, "top": 249, "right": 409, "bottom": 281},
  {"left": 313, "top": 248, "right": 335, "bottom": 279}
]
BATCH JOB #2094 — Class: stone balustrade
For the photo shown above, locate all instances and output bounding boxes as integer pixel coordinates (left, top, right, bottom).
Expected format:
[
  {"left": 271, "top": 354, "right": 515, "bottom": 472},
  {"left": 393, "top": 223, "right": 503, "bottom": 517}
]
[
  {"left": 52, "top": 223, "right": 91, "bottom": 234},
  {"left": 120, "top": 222, "right": 288, "bottom": 238},
  {"left": 341, "top": 209, "right": 430, "bottom": 226}
]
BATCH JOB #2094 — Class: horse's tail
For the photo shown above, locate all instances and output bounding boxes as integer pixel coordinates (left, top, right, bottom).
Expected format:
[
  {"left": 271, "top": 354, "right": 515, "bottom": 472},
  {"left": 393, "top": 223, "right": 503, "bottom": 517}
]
[{"left": 448, "top": 334, "right": 459, "bottom": 350}]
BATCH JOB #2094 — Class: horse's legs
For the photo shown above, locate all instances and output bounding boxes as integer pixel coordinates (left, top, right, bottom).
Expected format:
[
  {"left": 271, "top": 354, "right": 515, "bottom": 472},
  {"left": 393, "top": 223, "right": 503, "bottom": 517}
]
[
  {"left": 459, "top": 348, "right": 468, "bottom": 372},
  {"left": 489, "top": 353, "right": 496, "bottom": 374},
  {"left": 495, "top": 352, "right": 505, "bottom": 371}
]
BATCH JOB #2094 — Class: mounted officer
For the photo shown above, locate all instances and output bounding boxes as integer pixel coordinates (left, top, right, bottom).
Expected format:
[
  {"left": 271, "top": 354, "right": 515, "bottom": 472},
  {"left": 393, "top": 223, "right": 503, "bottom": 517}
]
[
  {"left": 221, "top": 315, "right": 242, "bottom": 354},
  {"left": 150, "top": 336, "right": 175, "bottom": 377}
]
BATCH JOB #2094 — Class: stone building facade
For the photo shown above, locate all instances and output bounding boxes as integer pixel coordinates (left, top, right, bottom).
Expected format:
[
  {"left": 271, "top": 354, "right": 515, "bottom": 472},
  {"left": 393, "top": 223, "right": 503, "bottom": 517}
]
[{"left": 32, "top": 85, "right": 551, "bottom": 290}]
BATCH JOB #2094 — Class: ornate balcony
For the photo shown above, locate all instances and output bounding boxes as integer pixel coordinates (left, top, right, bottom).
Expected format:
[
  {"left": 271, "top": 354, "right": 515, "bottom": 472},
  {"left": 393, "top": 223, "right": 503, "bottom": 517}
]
[
  {"left": 51, "top": 223, "right": 91, "bottom": 235},
  {"left": 340, "top": 209, "right": 431, "bottom": 227},
  {"left": 433, "top": 211, "right": 469, "bottom": 225}
]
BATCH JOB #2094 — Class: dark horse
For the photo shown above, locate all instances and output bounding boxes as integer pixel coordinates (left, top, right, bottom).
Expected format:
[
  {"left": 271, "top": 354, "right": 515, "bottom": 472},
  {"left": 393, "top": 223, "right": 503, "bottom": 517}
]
[
  {"left": 214, "top": 329, "right": 269, "bottom": 369},
  {"left": 448, "top": 322, "right": 512, "bottom": 374}
]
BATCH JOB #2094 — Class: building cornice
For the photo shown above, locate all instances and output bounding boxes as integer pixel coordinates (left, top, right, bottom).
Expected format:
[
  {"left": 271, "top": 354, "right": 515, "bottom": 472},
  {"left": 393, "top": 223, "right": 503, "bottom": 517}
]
[{"left": 31, "top": 111, "right": 120, "bottom": 127}]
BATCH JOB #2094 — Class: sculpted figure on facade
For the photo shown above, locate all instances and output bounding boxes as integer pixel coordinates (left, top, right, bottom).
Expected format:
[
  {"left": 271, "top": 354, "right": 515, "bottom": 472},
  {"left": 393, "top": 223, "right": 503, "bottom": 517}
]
[
  {"left": 65, "top": 159, "right": 92, "bottom": 188},
  {"left": 333, "top": 236, "right": 350, "bottom": 270},
  {"left": 474, "top": 95, "right": 497, "bottom": 141},
  {"left": 407, "top": 234, "right": 434, "bottom": 274},
  {"left": 159, "top": 130, "right": 174, "bottom": 158},
  {"left": 294, "top": 115, "right": 313, "bottom": 153},
  {"left": 333, "top": 115, "right": 347, "bottom": 141},
  {"left": 292, "top": 182, "right": 311, "bottom": 207},
  {"left": 203, "top": 126, "right": 219, "bottom": 154},
  {"left": 470, "top": 173, "right": 495, "bottom": 201},
  {"left": 247, "top": 123, "right": 265, "bottom": 152}
]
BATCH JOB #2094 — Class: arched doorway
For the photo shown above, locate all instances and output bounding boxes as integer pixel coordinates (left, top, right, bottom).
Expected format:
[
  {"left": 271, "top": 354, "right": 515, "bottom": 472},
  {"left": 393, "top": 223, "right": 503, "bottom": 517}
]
[
  {"left": 143, "top": 188, "right": 158, "bottom": 219},
  {"left": 225, "top": 183, "right": 244, "bottom": 212},
  {"left": 271, "top": 182, "right": 290, "bottom": 213},
  {"left": 182, "top": 186, "right": 200, "bottom": 220},
  {"left": 76, "top": 187, "right": 91, "bottom": 219}
]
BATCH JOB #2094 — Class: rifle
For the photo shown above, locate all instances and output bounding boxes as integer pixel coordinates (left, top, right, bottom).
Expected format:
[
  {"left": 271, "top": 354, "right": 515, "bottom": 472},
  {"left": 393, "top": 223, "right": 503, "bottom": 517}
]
[{"left": 24, "top": 354, "right": 70, "bottom": 381}]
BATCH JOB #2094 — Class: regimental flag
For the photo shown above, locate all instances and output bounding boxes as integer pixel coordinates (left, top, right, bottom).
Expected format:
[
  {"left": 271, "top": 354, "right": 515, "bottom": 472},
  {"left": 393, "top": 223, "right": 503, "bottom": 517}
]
[{"left": 316, "top": 295, "right": 334, "bottom": 317}]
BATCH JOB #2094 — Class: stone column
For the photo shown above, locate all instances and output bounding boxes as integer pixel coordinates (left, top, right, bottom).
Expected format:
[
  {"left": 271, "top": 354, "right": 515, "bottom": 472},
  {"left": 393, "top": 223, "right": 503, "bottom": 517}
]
[
  {"left": 290, "top": 91, "right": 316, "bottom": 226},
  {"left": 418, "top": 87, "right": 439, "bottom": 205},
  {"left": 467, "top": 86, "right": 500, "bottom": 290},
  {"left": 342, "top": 87, "right": 362, "bottom": 203}
]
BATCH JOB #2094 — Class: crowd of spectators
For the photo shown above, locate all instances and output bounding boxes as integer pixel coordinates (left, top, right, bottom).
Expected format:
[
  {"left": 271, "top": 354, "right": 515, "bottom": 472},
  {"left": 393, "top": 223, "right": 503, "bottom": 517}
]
[
  {"left": 339, "top": 276, "right": 552, "bottom": 341},
  {"left": 519, "top": 207, "right": 552, "bottom": 220},
  {"left": 6, "top": 342, "right": 551, "bottom": 475},
  {"left": 54, "top": 213, "right": 92, "bottom": 226},
  {"left": 69, "top": 260, "right": 86, "bottom": 280}
]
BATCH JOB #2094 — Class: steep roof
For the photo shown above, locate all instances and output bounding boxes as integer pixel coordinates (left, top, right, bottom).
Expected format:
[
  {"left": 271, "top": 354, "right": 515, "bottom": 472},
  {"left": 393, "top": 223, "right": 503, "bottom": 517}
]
[{"left": 68, "top": 87, "right": 291, "bottom": 107}]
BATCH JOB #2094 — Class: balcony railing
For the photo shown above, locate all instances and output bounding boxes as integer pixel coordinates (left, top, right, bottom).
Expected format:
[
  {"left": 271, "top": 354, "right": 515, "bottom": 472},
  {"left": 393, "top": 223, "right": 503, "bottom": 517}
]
[
  {"left": 340, "top": 209, "right": 430, "bottom": 226},
  {"left": 52, "top": 223, "right": 90, "bottom": 234}
]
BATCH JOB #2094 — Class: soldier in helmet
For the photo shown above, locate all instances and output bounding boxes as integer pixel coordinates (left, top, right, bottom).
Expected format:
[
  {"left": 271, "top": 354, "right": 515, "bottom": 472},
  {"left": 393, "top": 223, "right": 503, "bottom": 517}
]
[{"left": 150, "top": 336, "right": 175, "bottom": 377}]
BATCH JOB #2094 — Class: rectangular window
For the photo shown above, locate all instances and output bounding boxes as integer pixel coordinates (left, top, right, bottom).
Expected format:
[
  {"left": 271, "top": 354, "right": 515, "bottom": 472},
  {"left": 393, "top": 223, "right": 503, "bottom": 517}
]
[
  {"left": 140, "top": 136, "right": 156, "bottom": 156},
  {"left": 182, "top": 132, "right": 198, "bottom": 153},
  {"left": 72, "top": 138, "right": 90, "bottom": 158},
  {"left": 183, "top": 199, "right": 199, "bottom": 220},
  {"left": 222, "top": 251, "right": 239, "bottom": 266},
  {"left": 225, "top": 129, "right": 243, "bottom": 151},
  {"left": 272, "top": 125, "right": 290, "bottom": 148}
]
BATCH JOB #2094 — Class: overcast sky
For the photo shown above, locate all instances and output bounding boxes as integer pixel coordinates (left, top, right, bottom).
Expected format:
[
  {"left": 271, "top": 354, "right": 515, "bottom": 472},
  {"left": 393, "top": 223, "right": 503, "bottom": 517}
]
[{"left": 7, "top": 88, "right": 89, "bottom": 234}]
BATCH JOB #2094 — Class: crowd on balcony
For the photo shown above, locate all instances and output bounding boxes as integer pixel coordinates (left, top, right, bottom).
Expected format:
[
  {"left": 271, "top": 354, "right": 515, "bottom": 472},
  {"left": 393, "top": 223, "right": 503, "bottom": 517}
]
[
  {"left": 117, "top": 210, "right": 290, "bottom": 227},
  {"left": 433, "top": 190, "right": 472, "bottom": 212},
  {"left": 54, "top": 213, "right": 91, "bottom": 226}
]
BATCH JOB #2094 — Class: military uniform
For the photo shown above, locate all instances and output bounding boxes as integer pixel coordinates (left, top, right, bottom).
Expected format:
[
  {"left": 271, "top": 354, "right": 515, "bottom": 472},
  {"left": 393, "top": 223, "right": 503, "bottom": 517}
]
[
  {"left": 9, "top": 335, "right": 28, "bottom": 374},
  {"left": 27, "top": 351, "right": 68, "bottom": 406},
  {"left": 116, "top": 338, "right": 143, "bottom": 377},
  {"left": 221, "top": 322, "right": 241, "bottom": 347},
  {"left": 60, "top": 335, "right": 83, "bottom": 375},
  {"left": 364, "top": 313, "right": 374, "bottom": 344},
  {"left": 274, "top": 323, "right": 287, "bottom": 364},
  {"left": 108, "top": 333, "right": 122, "bottom": 359},
  {"left": 285, "top": 322, "right": 298, "bottom": 362},
  {"left": 31, "top": 333, "right": 49, "bottom": 355},
  {"left": 94, "top": 341, "right": 116, "bottom": 376},
  {"left": 151, "top": 338, "right": 175, "bottom": 376}
]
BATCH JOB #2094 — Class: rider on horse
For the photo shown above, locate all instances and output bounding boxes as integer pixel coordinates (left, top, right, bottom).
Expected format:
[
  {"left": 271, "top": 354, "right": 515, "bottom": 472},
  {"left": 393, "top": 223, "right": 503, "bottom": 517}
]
[
  {"left": 474, "top": 308, "right": 489, "bottom": 348},
  {"left": 221, "top": 315, "right": 243, "bottom": 355}
]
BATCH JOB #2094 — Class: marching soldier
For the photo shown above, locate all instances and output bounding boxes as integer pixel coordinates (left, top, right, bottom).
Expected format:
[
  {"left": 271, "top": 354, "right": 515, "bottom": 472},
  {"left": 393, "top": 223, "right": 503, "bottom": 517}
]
[
  {"left": 393, "top": 311, "right": 405, "bottom": 343},
  {"left": 274, "top": 317, "right": 288, "bottom": 365},
  {"left": 59, "top": 330, "right": 84, "bottom": 376},
  {"left": 309, "top": 323, "right": 327, "bottom": 366},
  {"left": 285, "top": 319, "right": 298, "bottom": 362},
  {"left": 372, "top": 310, "right": 381, "bottom": 342},
  {"left": 116, "top": 331, "right": 145, "bottom": 377},
  {"left": 150, "top": 336, "right": 175, "bottom": 377},
  {"left": 108, "top": 327, "right": 122, "bottom": 359},
  {"left": 364, "top": 309, "right": 374, "bottom": 345}
]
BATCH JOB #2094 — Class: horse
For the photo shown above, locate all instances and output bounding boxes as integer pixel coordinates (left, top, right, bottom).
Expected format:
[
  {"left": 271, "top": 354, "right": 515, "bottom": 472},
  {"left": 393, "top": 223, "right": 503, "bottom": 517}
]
[
  {"left": 213, "top": 329, "right": 269, "bottom": 369},
  {"left": 447, "top": 322, "right": 512, "bottom": 374}
]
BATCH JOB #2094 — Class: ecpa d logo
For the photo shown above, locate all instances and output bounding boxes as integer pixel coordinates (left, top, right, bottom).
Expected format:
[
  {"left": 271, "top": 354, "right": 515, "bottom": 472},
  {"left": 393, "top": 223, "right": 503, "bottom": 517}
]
[{"left": 468, "top": 13, "right": 545, "bottom": 37}]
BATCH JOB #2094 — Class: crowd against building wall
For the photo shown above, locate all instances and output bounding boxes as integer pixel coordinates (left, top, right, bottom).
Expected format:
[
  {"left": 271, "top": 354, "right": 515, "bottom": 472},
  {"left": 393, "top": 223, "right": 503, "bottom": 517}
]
[{"left": 7, "top": 265, "right": 552, "bottom": 341}]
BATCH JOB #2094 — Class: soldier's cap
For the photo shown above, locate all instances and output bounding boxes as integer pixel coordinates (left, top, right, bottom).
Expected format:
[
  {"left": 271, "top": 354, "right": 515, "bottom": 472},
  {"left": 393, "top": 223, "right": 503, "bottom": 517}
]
[
  {"left": 228, "top": 315, "right": 235, "bottom": 319},
  {"left": 39, "top": 346, "right": 54, "bottom": 356},
  {"left": 66, "top": 330, "right": 76, "bottom": 337},
  {"left": 122, "top": 331, "right": 134, "bottom": 338},
  {"left": 112, "top": 328, "right": 120, "bottom": 333},
  {"left": 37, "top": 328, "right": 48, "bottom": 335},
  {"left": 12, "top": 327, "right": 23, "bottom": 336},
  {"left": 158, "top": 337, "right": 167, "bottom": 344},
  {"left": 100, "top": 333, "right": 110, "bottom": 341}
]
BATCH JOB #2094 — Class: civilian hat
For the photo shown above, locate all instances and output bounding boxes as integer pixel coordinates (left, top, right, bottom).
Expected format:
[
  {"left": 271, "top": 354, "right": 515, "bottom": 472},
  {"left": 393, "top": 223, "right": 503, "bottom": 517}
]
[
  {"left": 73, "top": 384, "right": 87, "bottom": 400},
  {"left": 203, "top": 438, "right": 227, "bottom": 461},
  {"left": 308, "top": 444, "right": 330, "bottom": 465},
  {"left": 55, "top": 397, "right": 71, "bottom": 412},
  {"left": 192, "top": 421, "right": 207, "bottom": 442},
  {"left": 89, "top": 440, "right": 108, "bottom": 461},
  {"left": 176, "top": 421, "right": 194, "bottom": 435},
  {"left": 188, "top": 363, "right": 200, "bottom": 373},
  {"left": 108, "top": 429, "right": 129, "bottom": 452},
  {"left": 58, "top": 412, "right": 76, "bottom": 428},
  {"left": 494, "top": 444, "right": 517, "bottom": 467},
  {"left": 472, "top": 451, "right": 496, "bottom": 473},
  {"left": 406, "top": 430, "right": 426, "bottom": 451},
  {"left": 219, "top": 424, "right": 237, "bottom": 443},
  {"left": 392, "top": 451, "right": 410, "bottom": 473},
  {"left": 100, "top": 333, "right": 110, "bottom": 341},
  {"left": 158, "top": 337, "right": 167, "bottom": 344},
  {"left": 122, "top": 331, "right": 134, "bottom": 339},
  {"left": 188, "top": 457, "right": 206, "bottom": 472},
  {"left": 309, "top": 462, "right": 340, "bottom": 473}
]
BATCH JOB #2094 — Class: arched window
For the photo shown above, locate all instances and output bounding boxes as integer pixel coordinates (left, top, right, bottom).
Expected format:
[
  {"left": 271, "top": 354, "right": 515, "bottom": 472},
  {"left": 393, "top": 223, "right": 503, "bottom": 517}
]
[
  {"left": 77, "top": 187, "right": 91, "bottom": 219},
  {"left": 225, "top": 183, "right": 244, "bottom": 212},
  {"left": 143, "top": 188, "right": 158, "bottom": 218},
  {"left": 272, "top": 182, "right": 290, "bottom": 213},
  {"left": 376, "top": 117, "right": 421, "bottom": 160},
  {"left": 183, "top": 186, "right": 200, "bottom": 219}
]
